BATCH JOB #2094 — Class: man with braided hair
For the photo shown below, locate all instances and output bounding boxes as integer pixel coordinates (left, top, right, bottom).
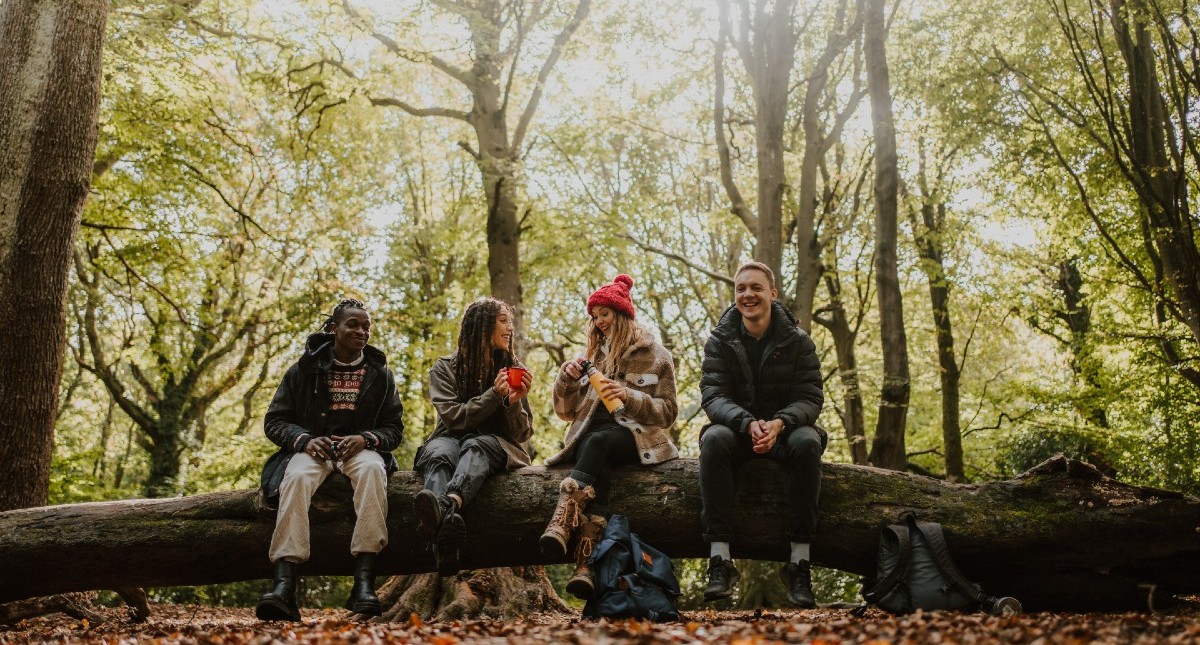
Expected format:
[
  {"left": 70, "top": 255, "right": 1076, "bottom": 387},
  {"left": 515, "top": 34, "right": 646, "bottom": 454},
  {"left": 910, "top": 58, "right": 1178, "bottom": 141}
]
[
  {"left": 414, "top": 297, "right": 534, "bottom": 575},
  {"left": 256, "top": 299, "right": 405, "bottom": 621}
]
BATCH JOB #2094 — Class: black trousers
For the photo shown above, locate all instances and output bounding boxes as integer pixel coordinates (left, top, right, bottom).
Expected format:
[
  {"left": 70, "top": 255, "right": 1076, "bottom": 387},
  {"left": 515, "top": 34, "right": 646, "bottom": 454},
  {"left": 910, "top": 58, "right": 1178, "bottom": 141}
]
[
  {"left": 569, "top": 424, "right": 639, "bottom": 516},
  {"left": 699, "top": 424, "right": 824, "bottom": 542},
  {"left": 415, "top": 433, "right": 508, "bottom": 506}
]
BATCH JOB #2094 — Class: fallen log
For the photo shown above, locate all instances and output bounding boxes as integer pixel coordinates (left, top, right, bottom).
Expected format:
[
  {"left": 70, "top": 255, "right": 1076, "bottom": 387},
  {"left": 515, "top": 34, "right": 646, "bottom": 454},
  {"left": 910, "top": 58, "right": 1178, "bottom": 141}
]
[{"left": 1, "top": 456, "right": 1197, "bottom": 610}]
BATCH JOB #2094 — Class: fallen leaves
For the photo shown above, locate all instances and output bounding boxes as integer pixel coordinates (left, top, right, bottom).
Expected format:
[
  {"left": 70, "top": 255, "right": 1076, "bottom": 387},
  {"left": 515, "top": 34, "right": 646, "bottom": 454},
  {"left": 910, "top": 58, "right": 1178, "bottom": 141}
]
[{"left": 5, "top": 602, "right": 1200, "bottom": 644}]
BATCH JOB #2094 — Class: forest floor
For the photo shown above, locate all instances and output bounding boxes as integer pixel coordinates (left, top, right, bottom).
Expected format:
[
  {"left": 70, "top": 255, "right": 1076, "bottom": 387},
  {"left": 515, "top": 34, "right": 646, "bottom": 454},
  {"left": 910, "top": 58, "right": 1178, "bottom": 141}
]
[{"left": 5, "top": 602, "right": 1200, "bottom": 644}]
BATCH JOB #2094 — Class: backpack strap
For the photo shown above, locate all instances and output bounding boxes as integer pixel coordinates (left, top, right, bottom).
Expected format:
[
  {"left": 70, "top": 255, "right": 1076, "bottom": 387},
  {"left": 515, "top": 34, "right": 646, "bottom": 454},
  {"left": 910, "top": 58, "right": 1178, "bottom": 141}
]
[
  {"left": 909, "top": 517, "right": 986, "bottom": 605},
  {"left": 862, "top": 522, "right": 912, "bottom": 604}
]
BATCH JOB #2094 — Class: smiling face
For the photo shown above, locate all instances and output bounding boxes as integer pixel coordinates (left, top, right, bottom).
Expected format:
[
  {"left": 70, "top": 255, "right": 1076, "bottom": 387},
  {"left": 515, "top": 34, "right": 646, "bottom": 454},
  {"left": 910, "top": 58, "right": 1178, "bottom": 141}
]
[
  {"left": 590, "top": 306, "right": 616, "bottom": 338},
  {"left": 734, "top": 267, "right": 777, "bottom": 324},
  {"left": 490, "top": 307, "right": 515, "bottom": 351},
  {"left": 330, "top": 307, "right": 371, "bottom": 356}
]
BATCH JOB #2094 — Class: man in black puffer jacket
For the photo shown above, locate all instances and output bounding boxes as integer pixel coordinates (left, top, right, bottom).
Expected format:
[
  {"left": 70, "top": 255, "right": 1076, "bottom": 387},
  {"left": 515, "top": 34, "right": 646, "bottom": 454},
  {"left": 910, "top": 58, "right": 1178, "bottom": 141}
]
[
  {"left": 698, "top": 262, "right": 826, "bottom": 608},
  {"left": 256, "top": 299, "right": 404, "bottom": 622}
]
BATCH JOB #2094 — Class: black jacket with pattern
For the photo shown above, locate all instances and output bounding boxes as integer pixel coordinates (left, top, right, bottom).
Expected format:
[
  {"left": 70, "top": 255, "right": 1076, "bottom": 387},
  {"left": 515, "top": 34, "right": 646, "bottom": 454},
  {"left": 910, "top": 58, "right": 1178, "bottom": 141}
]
[
  {"left": 259, "top": 333, "right": 405, "bottom": 505},
  {"left": 699, "top": 302, "right": 825, "bottom": 443}
]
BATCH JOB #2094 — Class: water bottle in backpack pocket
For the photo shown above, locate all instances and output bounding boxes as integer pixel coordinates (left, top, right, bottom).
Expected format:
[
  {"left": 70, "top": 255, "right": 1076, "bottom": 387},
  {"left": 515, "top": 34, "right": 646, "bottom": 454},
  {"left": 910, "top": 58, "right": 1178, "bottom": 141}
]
[{"left": 583, "top": 514, "right": 682, "bottom": 622}]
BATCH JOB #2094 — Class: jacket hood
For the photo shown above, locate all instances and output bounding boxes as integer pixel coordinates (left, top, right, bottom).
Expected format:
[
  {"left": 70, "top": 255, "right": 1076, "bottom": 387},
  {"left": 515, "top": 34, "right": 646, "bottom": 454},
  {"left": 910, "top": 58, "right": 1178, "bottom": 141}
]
[
  {"left": 300, "top": 332, "right": 387, "bottom": 370},
  {"left": 712, "top": 301, "right": 799, "bottom": 340}
]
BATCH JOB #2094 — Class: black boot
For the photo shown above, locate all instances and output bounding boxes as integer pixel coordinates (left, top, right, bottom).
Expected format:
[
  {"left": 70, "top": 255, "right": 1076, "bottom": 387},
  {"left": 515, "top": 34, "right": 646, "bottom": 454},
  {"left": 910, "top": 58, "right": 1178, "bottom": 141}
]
[
  {"left": 344, "top": 553, "right": 383, "bottom": 616},
  {"left": 703, "top": 556, "right": 740, "bottom": 601},
  {"left": 414, "top": 489, "right": 455, "bottom": 543},
  {"left": 256, "top": 560, "right": 301, "bottom": 622},
  {"left": 780, "top": 559, "right": 816, "bottom": 608},
  {"left": 435, "top": 508, "right": 466, "bottom": 576}
]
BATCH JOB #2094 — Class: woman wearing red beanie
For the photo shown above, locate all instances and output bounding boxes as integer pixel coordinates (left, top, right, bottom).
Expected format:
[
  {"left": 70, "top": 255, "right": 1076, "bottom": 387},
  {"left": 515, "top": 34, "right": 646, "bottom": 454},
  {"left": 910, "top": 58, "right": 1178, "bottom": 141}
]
[{"left": 540, "top": 274, "right": 680, "bottom": 599}]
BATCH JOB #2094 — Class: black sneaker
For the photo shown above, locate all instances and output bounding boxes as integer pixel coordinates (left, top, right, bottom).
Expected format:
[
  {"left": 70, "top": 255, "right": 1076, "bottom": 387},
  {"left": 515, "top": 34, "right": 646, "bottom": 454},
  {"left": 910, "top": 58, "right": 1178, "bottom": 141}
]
[
  {"left": 703, "top": 556, "right": 740, "bottom": 601},
  {"left": 435, "top": 510, "right": 466, "bottom": 576},
  {"left": 780, "top": 560, "right": 816, "bottom": 608}
]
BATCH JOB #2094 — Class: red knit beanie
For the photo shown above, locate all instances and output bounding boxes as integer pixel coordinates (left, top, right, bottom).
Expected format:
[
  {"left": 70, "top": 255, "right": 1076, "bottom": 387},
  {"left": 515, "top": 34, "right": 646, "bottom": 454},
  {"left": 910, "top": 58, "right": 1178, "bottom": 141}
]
[{"left": 587, "top": 274, "right": 636, "bottom": 320}]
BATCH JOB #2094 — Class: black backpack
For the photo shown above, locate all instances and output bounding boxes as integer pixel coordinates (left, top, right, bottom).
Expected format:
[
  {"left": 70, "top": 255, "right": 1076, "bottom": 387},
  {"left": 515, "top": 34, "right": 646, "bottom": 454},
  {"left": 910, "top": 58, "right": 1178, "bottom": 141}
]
[
  {"left": 583, "top": 514, "right": 682, "bottom": 622},
  {"left": 860, "top": 513, "right": 1021, "bottom": 616}
]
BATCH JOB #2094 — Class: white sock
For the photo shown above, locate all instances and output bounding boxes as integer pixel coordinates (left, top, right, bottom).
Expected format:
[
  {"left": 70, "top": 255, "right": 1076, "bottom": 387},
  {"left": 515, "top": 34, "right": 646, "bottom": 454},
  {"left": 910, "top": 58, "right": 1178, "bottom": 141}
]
[
  {"left": 791, "top": 542, "right": 810, "bottom": 564},
  {"left": 710, "top": 542, "right": 731, "bottom": 560}
]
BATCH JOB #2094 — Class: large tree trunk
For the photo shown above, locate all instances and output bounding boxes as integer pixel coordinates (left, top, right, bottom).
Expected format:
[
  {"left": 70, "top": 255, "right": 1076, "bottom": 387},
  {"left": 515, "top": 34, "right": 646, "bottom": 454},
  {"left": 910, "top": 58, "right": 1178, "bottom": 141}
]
[
  {"left": 1110, "top": 0, "right": 1200, "bottom": 351},
  {"left": 0, "top": 0, "right": 109, "bottom": 511},
  {"left": 1, "top": 457, "right": 1197, "bottom": 610},
  {"left": 862, "top": 0, "right": 909, "bottom": 471}
]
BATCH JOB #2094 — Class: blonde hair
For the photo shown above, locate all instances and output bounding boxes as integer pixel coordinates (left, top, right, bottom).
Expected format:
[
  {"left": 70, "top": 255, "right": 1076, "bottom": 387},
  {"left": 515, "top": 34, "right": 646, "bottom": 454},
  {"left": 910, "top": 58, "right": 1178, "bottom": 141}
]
[
  {"left": 585, "top": 308, "right": 639, "bottom": 377},
  {"left": 735, "top": 261, "right": 775, "bottom": 288}
]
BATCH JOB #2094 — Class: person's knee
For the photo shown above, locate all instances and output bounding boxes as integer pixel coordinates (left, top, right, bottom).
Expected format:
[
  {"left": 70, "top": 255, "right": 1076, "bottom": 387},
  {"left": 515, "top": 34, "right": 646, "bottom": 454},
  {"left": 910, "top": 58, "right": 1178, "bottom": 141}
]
[
  {"left": 351, "top": 450, "right": 386, "bottom": 475},
  {"left": 419, "top": 437, "right": 460, "bottom": 468},
  {"left": 785, "top": 426, "right": 823, "bottom": 461},
  {"left": 700, "top": 425, "right": 738, "bottom": 461},
  {"left": 460, "top": 436, "right": 486, "bottom": 453},
  {"left": 280, "top": 457, "right": 318, "bottom": 490},
  {"left": 576, "top": 431, "right": 610, "bottom": 457}
]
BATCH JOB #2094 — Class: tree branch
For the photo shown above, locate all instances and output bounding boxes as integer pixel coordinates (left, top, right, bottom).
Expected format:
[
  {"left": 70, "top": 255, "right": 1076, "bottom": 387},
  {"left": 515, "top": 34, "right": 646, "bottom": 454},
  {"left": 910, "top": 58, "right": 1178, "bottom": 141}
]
[{"left": 511, "top": 0, "right": 592, "bottom": 154}]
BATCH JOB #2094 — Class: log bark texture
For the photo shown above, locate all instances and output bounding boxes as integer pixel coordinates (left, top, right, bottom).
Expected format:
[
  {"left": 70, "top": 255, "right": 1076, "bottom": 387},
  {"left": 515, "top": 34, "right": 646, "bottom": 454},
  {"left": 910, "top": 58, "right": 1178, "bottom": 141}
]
[{"left": 1, "top": 457, "right": 1197, "bottom": 610}]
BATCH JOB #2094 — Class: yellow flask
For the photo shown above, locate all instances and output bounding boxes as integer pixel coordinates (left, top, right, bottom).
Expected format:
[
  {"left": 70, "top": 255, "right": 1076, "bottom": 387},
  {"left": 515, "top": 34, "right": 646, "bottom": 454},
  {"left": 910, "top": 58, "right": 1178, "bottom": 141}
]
[{"left": 580, "top": 360, "right": 625, "bottom": 416}]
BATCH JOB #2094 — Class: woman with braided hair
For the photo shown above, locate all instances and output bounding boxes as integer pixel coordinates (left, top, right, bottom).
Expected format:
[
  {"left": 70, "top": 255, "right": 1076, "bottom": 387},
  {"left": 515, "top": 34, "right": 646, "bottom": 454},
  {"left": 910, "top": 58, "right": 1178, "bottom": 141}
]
[
  {"left": 414, "top": 297, "right": 534, "bottom": 575},
  {"left": 256, "top": 299, "right": 405, "bottom": 621},
  {"left": 541, "top": 274, "right": 679, "bottom": 599}
]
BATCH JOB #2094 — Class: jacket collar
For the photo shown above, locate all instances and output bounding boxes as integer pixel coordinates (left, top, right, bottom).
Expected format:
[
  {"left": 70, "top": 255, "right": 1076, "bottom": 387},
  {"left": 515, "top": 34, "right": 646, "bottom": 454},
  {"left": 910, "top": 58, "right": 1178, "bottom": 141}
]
[
  {"left": 712, "top": 301, "right": 800, "bottom": 342},
  {"left": 299, "top": 333, "right": 387, "bottom": 371}
]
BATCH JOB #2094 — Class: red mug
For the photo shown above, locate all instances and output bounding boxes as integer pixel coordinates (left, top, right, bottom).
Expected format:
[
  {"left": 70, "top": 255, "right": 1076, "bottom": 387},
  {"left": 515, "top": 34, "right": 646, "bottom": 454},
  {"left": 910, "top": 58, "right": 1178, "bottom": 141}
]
[{"left": 507, "top": 366, "right": 528, "bottom": 389}]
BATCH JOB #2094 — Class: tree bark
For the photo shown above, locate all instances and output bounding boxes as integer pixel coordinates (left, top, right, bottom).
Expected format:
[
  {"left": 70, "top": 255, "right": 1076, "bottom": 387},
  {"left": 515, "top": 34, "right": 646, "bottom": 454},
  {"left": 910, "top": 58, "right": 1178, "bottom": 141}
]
[
  {"left": 714, "top": 0, "right": 797, "bottom": 284},
  {"left": 862, "top": 0, "right": 909, "bottom": 471},
  {"left": 1054, "top": 258, "right": 1109, "bottom": 428},
  {"left": 1109, "top": 0, "right": 1200, "bottom": 352},
  {"left": 791, "top": 0, "right": 859, "bottom": 332},
  {"left": 0, "top": 0, "right": 109, "bottom": 511},
  {"left": 817, "top": 255, "right": 868, "bottom": 465},
  {"left": 375, "top": 567, "right": 567, "bottom": 622},
  {"left": 0, "top": 457, "right": 1196, "bottom": 610},
  {"left": 907, "top": 141, "right": 964, "bottom": 481}
]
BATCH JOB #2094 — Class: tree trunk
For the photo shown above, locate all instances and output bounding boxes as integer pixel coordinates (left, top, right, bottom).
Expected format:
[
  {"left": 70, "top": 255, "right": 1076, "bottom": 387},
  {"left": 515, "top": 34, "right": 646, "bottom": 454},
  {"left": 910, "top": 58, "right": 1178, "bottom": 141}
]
[
  {"left": 862, "top": 0, "right": 909, "bottom": 471},
  {"left": 0, "top": 0, "right": 109, "bottom": 511},
  {"left": 1110, "top": 0, "right": 1200, "bottom": 352},
  {"left": 1, "top": 457, "right": 1196, "bottom": 610},
  {"left": 375, "top": 567, "right": 566, "bottom": 622},
  {"left": 749, "top": 0, "right": 795, "bottom": 283},
  {"left": 926, "top": 254, "right": 964, "bottom": 481},
  {"left": 791, "top": 0, "right": 857, "bottom": 332},
  {"left": 817, "top": 257, "right": 868, "bottom": 465},
  {"left": 908, "top": 143, "right": 964, "bottom": 481},
  {"left": 1054, "top": 258, "right": 1109, "bottom": 428},
  {"left": 714, "top": 0, "right": 797, "bottom": 285}
]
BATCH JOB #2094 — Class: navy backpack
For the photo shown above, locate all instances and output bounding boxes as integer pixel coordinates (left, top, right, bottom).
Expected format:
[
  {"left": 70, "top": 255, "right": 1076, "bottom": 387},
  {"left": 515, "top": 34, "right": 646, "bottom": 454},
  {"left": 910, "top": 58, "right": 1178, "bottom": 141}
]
[{"left": 583, "top": 514, "right": 682, "bottom": 622}]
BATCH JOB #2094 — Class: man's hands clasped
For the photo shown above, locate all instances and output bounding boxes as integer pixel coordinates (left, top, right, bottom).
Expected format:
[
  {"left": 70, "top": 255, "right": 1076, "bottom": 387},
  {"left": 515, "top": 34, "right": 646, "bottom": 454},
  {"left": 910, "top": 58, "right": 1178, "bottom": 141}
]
[
  {"left": 749, "top": 419, "right": 785, "bottom": 454},
  {"left": 304, "top": 435, "right": 367, "bottom": 461}
]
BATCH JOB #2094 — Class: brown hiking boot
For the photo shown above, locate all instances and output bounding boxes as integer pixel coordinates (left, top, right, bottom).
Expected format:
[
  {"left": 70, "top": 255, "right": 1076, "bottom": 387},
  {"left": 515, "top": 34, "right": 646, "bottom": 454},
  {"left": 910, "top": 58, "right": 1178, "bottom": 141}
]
[
  {"left": 539, "top": 477, "right": 595, "bottom": 557},
  {"left": 566, "top": 514, "right": 606, "bottom": 599}
]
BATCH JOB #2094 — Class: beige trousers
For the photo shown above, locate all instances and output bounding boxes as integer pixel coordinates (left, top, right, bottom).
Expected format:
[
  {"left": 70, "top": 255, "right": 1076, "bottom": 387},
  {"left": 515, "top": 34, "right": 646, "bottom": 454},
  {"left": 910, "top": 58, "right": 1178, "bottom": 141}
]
[{"left": 269, "top": 450, "right": 389, "bottom": 563}]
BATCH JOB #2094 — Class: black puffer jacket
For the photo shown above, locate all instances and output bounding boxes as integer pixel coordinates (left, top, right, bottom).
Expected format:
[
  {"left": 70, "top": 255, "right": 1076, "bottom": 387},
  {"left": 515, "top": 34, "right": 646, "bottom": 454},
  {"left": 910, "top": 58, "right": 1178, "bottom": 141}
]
[
  {"left": 259, "top": 333, "right": 405, "bottom": 505},
  {"left": 699, "top": 302, "right": 825, "bottom": 443}
]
